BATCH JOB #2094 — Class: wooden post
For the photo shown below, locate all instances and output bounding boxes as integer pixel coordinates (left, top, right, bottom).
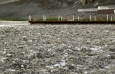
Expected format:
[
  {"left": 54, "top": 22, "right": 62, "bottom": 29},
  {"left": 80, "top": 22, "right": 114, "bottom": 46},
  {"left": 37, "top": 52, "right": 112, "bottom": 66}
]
[
  {"left": 114, "top": 16, "right": 115, "bottom": 21},
  {"left": 95, "top": 16, "right": 96, "bottom": 21},
  {"left": 43, "top": 15, "right": 44, "bottom": 21},
  {"left": 73, "top": 15, "right": 74, "bottom": 21},
  {"left": 107, "top": 15, "right": 108, "bottom": 21},
  {"left": 78, "top": 16, "right": 79, "bottom": 21},
  {"left": 113, "top": 16, "right": 115, "bottom": 21},
  {"left": 46, "top": 17, "right": 47, "bottom": 20},
  {"left": 28, "top": 15, "right": 31, "bottom": 21},
  {"left": 111, "top": 16, "right": 112, "bottom": 21},
  {"left": 58, "top": 15, "right": 59, "bottom": 21},
  {"left": 90, "top": 15, "right": 91, "bottom": 21},
  {"left": 58, "top": 15, "right": 60, "bottom": 21},
  {"left": 45, "top": 16, "right": 46, "bottom": 21},
  {"left": 61, "top": 16, "right": 63, "bottom": 21}
]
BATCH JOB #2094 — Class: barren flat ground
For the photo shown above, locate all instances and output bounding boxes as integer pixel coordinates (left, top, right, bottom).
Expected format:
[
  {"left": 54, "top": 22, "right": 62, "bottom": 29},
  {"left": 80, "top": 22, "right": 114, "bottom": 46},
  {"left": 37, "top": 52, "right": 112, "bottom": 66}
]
[{"left": 0, "top": 23, "right": 115, "bottom": 74}]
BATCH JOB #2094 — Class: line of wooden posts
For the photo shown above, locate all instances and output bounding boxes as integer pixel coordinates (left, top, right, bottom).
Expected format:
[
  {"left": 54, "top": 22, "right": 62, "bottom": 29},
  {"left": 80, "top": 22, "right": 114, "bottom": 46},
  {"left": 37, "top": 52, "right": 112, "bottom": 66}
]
[{"left": 28, "top": 15, "right": 115, "bottom": 21}]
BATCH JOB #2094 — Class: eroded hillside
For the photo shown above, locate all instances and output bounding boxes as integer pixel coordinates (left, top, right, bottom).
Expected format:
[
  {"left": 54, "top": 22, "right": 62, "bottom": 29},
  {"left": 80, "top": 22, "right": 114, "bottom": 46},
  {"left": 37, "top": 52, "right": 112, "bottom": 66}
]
[{"left": 0, "top": 0, "right": 115, "bottom": 18}]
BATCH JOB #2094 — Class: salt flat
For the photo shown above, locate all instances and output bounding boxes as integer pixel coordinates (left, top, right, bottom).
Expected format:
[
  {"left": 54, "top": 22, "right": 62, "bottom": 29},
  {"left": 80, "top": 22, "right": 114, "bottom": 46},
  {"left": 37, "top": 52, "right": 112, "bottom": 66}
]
[
  {"left": 0, "top": 21, "right": 29, "bottom": 27},
  {"left": 0, "top": 24, "right": 115, "bottom": 74}
]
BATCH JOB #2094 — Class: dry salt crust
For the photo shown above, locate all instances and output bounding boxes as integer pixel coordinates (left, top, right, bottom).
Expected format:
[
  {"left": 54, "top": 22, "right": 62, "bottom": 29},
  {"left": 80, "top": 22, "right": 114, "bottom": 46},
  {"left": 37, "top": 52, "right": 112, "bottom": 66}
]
[
  {"left": 0, "top": 23, "right": 115, "bottom": 74},
  {"left": 0, "top": 21, "right": 29, "bottom": 27}
]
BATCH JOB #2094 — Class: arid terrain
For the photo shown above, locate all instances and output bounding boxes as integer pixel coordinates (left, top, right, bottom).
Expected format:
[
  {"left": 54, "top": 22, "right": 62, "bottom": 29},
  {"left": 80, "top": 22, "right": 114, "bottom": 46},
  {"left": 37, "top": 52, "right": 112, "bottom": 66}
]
[{"left": 0, "top": 24, "right": 115, "bottom": 74}]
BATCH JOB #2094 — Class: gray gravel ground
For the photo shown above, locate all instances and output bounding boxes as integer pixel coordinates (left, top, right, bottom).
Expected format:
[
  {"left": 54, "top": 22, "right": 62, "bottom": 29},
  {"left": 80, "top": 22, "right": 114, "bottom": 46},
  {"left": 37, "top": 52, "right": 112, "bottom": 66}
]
[{"left": 0, "top": 24, "right": 115, "bottom": 74}]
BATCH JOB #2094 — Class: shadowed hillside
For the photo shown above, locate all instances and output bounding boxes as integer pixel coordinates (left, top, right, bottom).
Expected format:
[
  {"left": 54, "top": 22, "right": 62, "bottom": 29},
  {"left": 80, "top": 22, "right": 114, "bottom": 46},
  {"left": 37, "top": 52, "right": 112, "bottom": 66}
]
[{"left": 0, "top": 0, "right": 115, "bottom": 18}]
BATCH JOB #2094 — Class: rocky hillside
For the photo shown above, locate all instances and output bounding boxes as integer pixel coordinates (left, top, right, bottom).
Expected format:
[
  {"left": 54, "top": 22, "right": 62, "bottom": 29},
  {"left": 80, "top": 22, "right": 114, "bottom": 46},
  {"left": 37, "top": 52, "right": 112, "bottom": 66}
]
[
  {"left": 4, "top": 0, "right": 115, "bottom": 9},
  {"left": 0, "top": 0, "right": 115, "bottom": 18},
  {"left": 38, "top": 0, "right": 115, "bottom": 8}
]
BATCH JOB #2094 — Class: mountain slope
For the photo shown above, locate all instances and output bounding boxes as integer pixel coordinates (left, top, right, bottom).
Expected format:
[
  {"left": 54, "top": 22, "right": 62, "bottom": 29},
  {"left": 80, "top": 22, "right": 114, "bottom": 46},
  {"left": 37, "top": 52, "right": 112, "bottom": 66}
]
[{"left": 0, "top": 0, "right": 115, "bottom": 18}]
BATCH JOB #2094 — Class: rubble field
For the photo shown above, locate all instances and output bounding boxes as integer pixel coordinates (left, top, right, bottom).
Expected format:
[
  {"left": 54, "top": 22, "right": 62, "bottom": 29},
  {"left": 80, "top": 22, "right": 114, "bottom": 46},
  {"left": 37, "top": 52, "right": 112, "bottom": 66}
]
[{"left": 0, "top": 24, "right": 115, "bottom": 74}]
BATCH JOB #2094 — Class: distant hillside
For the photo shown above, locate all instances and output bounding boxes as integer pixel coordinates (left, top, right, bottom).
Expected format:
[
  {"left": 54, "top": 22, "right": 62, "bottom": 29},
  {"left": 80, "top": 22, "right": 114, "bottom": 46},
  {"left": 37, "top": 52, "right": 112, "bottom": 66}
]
[
  {"left": 36, "top": 0, "right": 115, "bottom": 9},
  {"left": 0, "top": 0, "right": 115, "bottom": 18}
]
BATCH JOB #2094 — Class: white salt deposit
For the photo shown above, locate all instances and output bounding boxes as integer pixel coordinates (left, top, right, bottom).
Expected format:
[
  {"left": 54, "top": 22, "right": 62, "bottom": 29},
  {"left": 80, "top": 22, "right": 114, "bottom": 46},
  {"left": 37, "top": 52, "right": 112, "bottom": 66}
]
[
  {"left": 75, "top": 47, "right": 81, "bottom": 51},
  {"left": 63, "top": 53, "right": 68, "bottom": 58},
  {"left": 47, "top": 49, "right": 68, "bottom": 69},
  {"left": 7, "top": 54, "right": 12, "bottom": 56},
  {"left": 60, "top": 60, "right": 66, "bottom": 66},
  {"left": 0, "top": 25, "right": 6, "bottom": 27},
  {"left": 54, "top": 63, "right": 61, "bottom": 68},
  {"left": 0, "top": 57, "right": 7, "bottom": 63},
  {"left": 71, "top": 72, "right": 79, "bottom": 74},
  {"left": 105, "top": 64, "right": 115, "bottom": 69},
  {"left": 78, "top": 37, "right": 83, "bottom": 40},
  {"left": 61, "top": 43, "right": 66, "bottom": 46},
  {"left": 21, "top": 64, "right": 24, "bottom": 68},
  {"left": 104, "top": 30, "right": 109, "bottom": 32},
  {"left": 44, "top": 58, "right": 49, "bottom": 62},
  {"left": 2, "top": 49, "right": 7, "bottom": 54},
  {"left": 7, "top": 69, "right": 16, "bottom": 72},
  {"left": 27, "top": 50, "right": 37, "bottom": 58},
  {"left": 84, "top": 71, "right": 88, "bottom": 74},
  {"left": 47, "top": 49, "right": 52, "bottom": 52},
  {"left": 0, "top": 21, "right": 29, "bottom": 27},
  {"left": 22, "top": 60, "right": 27, "bottom": 63},
  {"left": 21, "top": 52, "right": 26, "bottom": 54},
  {"left": 46, "top": 60, "right": 66, "bottom": 69},
  {"left": 105, "top": 65, "right": 110, "bottom": 69},
  {"left": 90, "top": 46, "right": 103, "bottom": 53},
  {"left": 46, "top": 65, "right": 54, "bottom": 69}
]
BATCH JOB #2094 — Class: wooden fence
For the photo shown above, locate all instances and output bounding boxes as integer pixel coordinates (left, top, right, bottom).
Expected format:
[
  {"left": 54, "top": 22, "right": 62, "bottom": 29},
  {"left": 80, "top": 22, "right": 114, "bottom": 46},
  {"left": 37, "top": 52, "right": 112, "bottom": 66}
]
[{"left": 28, "top": 15, "right": 115, "bottom": 21}]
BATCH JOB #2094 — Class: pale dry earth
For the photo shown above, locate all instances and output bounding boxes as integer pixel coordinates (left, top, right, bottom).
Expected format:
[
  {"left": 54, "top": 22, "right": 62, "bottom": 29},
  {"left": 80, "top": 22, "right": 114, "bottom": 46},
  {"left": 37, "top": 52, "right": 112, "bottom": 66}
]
[{"left": 0, "top": 23, "right": 115, "bottom": 74}]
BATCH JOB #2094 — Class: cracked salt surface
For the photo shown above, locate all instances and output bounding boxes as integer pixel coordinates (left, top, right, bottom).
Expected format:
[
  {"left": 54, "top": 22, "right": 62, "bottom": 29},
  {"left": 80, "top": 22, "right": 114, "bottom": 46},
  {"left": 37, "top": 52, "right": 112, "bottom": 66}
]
[{"left": 0, "top": 25, "right": 115, "bottom": 73}]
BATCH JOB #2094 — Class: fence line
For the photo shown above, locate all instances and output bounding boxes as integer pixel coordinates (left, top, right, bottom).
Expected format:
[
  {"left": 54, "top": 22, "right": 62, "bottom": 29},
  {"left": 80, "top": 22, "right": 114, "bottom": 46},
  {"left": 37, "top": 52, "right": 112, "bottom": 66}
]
[{"left": 28, "top": 15, "right": 115, "bottom": 21}]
